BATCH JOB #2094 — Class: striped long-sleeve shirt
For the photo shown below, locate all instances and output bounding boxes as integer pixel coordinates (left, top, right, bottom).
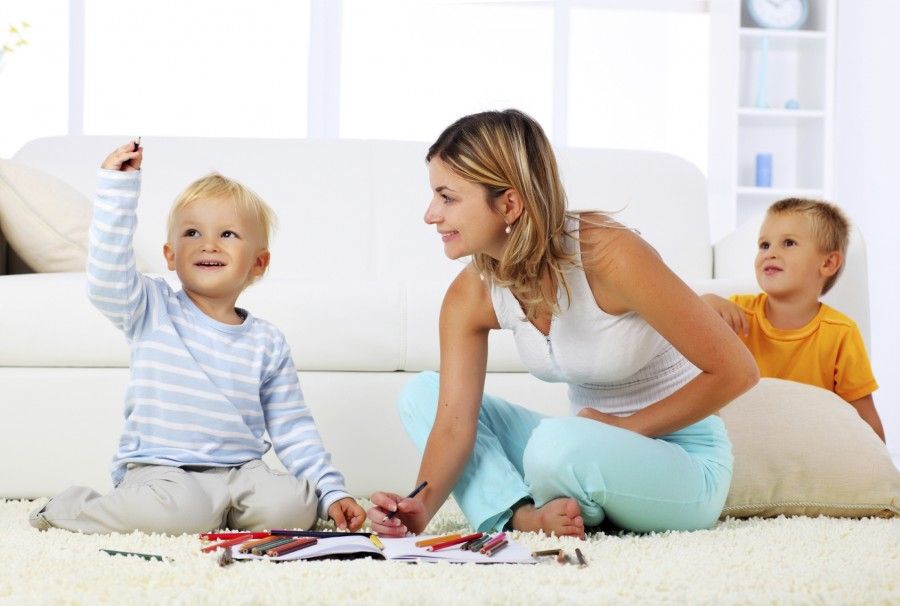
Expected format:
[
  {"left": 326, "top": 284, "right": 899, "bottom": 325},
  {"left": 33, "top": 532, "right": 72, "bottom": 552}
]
[{"left": 87, "top": 168, "right": 350, "bottom": 518}]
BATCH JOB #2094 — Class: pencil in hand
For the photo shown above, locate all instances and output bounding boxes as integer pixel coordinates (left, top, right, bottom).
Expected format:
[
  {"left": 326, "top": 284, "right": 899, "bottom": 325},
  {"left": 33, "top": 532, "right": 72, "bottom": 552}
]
[{"left": 384, "top": 480, "right": 428, "bottom": 521}]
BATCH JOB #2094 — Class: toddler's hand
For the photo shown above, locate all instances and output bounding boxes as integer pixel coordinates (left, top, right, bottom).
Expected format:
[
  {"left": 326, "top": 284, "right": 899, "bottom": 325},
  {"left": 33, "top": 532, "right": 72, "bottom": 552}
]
[
  {"left": 328, "top": 497, "right": 366, "bottom": 531},
  {"left": 701, "top": 294, "right": 749, "bottom": 336},
  {"left": 101, "top": 139, "right": 142, "bottom": 172}
]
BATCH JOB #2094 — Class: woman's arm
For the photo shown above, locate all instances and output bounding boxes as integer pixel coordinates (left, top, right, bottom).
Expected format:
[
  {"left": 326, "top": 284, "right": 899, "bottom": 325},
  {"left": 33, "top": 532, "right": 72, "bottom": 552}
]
[
  {"left": 579, "top": 225, "right": 759, "bottom": 437},
  {"left": 369, "top": 265, "right": 498, "bottom": 535}
]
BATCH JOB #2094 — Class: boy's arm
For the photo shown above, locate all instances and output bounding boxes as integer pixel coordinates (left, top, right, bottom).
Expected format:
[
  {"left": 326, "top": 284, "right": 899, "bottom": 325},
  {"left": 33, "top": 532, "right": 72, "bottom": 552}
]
[
  {"left": 261, "top": 343, "right": 352, "bottom": 520},
  {"left": 86, "top": 142, "right": 155, "bottom": 339},
  {"left": 848, "top": 395, "right": 886, "bottom": 443}
]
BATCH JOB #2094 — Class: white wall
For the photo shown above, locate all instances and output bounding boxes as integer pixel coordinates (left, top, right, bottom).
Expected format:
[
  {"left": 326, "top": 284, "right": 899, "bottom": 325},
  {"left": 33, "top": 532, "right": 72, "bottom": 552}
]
[{"left": 834, "top": 2, "right": 900, "bottom": 462}]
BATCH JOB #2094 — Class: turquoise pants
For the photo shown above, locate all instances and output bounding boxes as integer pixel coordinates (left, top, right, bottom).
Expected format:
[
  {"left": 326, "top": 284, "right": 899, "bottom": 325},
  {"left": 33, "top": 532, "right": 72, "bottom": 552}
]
[{"left": 397, "top": 371, "right": 733, "bottom": 533}]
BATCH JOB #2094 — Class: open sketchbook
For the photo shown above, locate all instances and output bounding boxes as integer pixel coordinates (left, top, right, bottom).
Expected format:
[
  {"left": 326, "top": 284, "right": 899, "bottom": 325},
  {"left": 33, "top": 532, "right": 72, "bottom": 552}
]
[{"left": 231, "top": 535, "right": 535, "bottom": 564}]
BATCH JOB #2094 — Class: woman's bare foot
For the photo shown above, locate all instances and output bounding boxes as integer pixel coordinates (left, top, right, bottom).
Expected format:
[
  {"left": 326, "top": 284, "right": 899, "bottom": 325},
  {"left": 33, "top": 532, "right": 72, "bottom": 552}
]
[{"left": 510, "top": 498, "right": 585, "bottom": 538}]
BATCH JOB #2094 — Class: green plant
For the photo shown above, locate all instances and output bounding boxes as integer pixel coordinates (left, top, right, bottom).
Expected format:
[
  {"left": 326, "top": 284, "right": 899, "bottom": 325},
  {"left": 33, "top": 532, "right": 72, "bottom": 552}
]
[{"left": 0, "top": 21, "right": 30, "bottom": 69}]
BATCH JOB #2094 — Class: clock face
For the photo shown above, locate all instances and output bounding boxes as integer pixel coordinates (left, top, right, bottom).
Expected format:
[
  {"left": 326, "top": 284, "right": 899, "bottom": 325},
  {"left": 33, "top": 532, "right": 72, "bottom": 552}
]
[{"left": 747, "top": 0, "right": 808, "bottom": 29}]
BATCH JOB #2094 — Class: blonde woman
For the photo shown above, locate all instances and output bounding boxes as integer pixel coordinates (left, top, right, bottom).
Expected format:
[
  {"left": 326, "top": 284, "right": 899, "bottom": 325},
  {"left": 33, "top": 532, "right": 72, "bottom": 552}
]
[{"left": 368, "top": 110, "right": 758, "bottom": 537}]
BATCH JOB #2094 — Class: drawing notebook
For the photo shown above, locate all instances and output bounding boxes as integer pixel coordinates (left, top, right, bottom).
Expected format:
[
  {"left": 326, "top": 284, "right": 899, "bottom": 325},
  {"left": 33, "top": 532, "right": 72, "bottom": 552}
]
[{"left": 230, "top": 535, "right": 535, "bottom": 564}]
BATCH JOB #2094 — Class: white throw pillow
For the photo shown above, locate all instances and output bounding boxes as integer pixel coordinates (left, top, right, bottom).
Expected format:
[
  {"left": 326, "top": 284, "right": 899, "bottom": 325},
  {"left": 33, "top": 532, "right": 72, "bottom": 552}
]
[{"left": 0, "top": 159, "right": 91, "bottom": 273}]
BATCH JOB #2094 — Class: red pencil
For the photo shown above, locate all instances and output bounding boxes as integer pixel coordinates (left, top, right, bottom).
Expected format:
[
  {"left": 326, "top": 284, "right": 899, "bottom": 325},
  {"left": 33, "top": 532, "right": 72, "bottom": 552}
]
[
  {"left": 426, "top": 532, "right": 483, "bottom": 552},
  {"left": 201, "top": 534, "right": 266, "bottom": 553}
]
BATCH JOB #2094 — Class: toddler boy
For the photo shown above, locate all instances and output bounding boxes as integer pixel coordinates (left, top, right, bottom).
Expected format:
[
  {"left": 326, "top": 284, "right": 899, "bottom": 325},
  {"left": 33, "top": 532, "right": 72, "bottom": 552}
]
[
  {"left": 30, "top": 141, "right": 365, "bottom": 534},
  {"left": 703, "top": 198, "right": 884, "bottom": 441}
]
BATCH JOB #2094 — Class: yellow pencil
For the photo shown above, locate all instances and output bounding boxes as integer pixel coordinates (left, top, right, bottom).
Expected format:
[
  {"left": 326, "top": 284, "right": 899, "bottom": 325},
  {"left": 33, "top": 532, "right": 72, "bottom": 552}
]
[
  {"left": 414, "top": 533, "right": 461, "bottom": 548},
  {"left": 369, "top": 534, "right": 384, "bottom": 550}
]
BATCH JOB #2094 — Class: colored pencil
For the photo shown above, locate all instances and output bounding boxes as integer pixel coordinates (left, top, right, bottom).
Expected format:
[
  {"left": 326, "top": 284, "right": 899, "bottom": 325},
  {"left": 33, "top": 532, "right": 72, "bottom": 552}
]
[
  {"left": 251, "top": 537, "right": 295, "bottom": 556},
  {"left": 426, "top": 532, "right": 483, "bottom": 552},
  {"left": 531, "top": 548, "right": 563, "bottom": 557},
  {"left": 201, "top": 535, "right": 259, "bottom": 553},
  {"left": 369, "top": 534, "right": 385, "bottom": 550},
  {"left": 479, "top": 532, "right": 507, "bottom": 553},
  {"left": 484, "top": 539, "right": 509, "bottom": 557},
  {"left": 415, "top": 533, "right": 461, "bottom": 548},
  {"left": 200, "top": 531, "right": 269, "bottom": 541},
  {"left": 575, "top": 547, "right": 588, "bottom": 568},
  {"left": 238, "top": 536, "right": 278, "bottom": 554},
  {"left": 269, "top": 529, "right": 373, "bottom": 538},
  {"left": 100, "top": 549, "right": 167, "bottom": 562},
  {"left": 385, "top": 480, "right": 428, "bottom": 520},
  {"left": 465, "top": 535, "right": 492, "bottom": 552},
  {"left": 266, "top": 537, "right": 318, "bottom": 557}
]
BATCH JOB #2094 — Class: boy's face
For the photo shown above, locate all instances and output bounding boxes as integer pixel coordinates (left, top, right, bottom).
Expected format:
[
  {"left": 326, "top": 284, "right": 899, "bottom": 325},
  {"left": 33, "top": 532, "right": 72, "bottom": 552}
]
[
  {"left": 163, "top": 197, "right": 270, "bottom": 301},
  {"left": 755, "top": 212, "right": 838, "bottom": 300}
]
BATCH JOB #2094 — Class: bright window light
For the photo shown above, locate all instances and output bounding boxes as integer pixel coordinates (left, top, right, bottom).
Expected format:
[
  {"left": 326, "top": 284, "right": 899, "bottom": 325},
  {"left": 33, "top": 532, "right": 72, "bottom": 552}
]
[
  {"left": 568, "top": 8, "right": 709, "bottom": 174},
  {"left": 82, "top": 0, "right": 310, "bottom": 138},
  {"left": 0, "top": 2, "right": 68, "bottom": 157},
  {"left": 339, "top": 0, "right": 553, "bottom": 143}
]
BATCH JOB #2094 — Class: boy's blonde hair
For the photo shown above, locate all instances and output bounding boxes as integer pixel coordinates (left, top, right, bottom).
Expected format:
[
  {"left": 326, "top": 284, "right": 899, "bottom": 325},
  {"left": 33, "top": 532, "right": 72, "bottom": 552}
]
[
  {"left": 166, "top": 172, "right": 278, "bottom": 249},
  {"left": 426, "top": 109, "right": 577, "bottom": 320},
  {"left": 767, "top": 198, "right": 849, "bottom": 295}
]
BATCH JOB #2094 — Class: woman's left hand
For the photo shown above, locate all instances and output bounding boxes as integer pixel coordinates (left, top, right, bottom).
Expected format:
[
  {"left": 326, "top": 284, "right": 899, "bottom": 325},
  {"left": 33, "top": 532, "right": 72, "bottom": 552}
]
[{"left": 576, "top": 408, "right": 635, "bottom": 433}]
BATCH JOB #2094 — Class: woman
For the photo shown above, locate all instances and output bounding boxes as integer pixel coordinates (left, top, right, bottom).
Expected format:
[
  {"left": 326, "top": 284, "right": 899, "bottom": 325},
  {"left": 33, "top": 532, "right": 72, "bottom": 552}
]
[{"left": 368, "top": 110, "right": 758, "bottom": 537}]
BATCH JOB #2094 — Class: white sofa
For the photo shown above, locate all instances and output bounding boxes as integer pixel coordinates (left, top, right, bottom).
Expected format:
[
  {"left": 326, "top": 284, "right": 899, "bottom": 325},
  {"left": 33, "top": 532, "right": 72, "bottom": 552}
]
[{"left": 0, "top": 136, "right": 869, "bottom": 499}]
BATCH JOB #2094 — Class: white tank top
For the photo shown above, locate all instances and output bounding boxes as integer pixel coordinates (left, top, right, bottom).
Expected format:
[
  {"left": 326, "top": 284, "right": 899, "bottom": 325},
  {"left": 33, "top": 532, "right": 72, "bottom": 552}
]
[{"left": 489, "top": 217, "right": 700, "bottom": 416}]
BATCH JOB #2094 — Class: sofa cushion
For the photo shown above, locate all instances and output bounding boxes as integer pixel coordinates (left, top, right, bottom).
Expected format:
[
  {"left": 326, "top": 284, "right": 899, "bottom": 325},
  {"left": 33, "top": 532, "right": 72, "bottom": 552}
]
[
  {"left": 720, "top": 378, "right": 899, "bottom": 519},
  {"left": 0, "top": 159, "right": 92, "bottom": 273}
]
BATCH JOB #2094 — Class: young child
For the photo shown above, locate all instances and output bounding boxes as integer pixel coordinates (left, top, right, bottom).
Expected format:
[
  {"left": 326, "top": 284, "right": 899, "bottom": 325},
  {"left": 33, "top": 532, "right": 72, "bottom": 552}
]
[
  {"left": 29, "top": 140, "right": 366, "bottom": 534},
  {"left": 703, "top": 198, "right": 884, "bottom": 442}
]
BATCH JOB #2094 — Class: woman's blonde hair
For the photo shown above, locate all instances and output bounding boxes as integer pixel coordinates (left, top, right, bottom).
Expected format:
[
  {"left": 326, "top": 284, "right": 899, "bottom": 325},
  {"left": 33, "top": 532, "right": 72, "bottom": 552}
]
[
  {"left": 426, "top": 109, "right": 577, "bottom": 319},
  {"left": 166, "top": 172, "right": 278, "bottom": 249}
]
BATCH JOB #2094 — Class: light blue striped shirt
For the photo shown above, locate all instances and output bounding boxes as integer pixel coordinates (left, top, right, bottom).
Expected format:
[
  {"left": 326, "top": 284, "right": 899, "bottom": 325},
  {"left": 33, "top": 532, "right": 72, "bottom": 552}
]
[{"left": 87, "top": 168, "right": 350, "bottom": 518}]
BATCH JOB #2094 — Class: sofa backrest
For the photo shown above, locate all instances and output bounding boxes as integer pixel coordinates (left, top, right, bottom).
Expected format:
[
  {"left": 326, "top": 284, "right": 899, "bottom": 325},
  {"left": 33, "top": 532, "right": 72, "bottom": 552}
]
[{"left": 12, "top": 136, "right": 712, "bottom": 285}]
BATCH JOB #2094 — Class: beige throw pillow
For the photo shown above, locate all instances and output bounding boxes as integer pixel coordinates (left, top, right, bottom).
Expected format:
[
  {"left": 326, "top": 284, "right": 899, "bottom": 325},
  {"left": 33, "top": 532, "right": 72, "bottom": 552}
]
[
  {"left": 0, "top": 159, "right": 91, "bottom": 273},
  {"left": 720, "top": 378, "right": 899, "bottom": 518}
]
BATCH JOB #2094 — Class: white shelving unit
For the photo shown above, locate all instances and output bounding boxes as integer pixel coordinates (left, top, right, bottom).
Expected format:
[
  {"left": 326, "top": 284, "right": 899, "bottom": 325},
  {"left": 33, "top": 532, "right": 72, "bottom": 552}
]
[{"left": 707, "top": 0, "right": 836, "bottom": 241}]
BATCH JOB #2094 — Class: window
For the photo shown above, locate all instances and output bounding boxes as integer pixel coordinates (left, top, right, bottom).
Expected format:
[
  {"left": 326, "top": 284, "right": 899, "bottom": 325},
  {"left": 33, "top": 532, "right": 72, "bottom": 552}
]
[{"left": 82, "top": 0, "right": 310, "bottom": 138}]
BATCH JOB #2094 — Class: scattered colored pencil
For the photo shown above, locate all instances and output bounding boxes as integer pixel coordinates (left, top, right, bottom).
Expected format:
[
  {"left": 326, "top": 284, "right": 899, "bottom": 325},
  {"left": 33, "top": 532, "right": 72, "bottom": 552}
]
[
  {"left": 251, "top": 537, "right": 295, "bottom": 556},
  {"left": 238, "top": 536, "right": 278, "bottom": 554},
  {"left": 201, "top": 535, "right": 259, "bottom": 553},
  {"left": 266, "top": 537, "right": 318, "bottom": 557},
  {"left": 415, "top": 533, "right": 461, "bottom": 548},
  {"left": 532, "top": 548, "right": 563, "bottom": 557},
  {"left": 479, "top": 532, "right": 507, "bottom": 554},
  {"left": 426, "top": 532, "right": 483, "bottom": 552},
  {"left": 369, "top": 534, "right": 385, "bottom": 550},
  {"left": 575, "top": 547, "right": 588, "bottom": 568},
  {"left": 200, "top": 531, "right": 269, "bottom": 541},
  {"left": 100, "top": 549, "right": 167, "bottom": 562},
  {"left": 484, "top": 539, "right": 509, "bottom": 557}
]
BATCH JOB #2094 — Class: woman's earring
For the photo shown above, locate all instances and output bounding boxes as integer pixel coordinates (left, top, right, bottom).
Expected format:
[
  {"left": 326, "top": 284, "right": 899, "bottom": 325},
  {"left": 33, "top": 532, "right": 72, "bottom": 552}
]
[{"left": 505, "top": 224, "right": 512, "bottom": 235}]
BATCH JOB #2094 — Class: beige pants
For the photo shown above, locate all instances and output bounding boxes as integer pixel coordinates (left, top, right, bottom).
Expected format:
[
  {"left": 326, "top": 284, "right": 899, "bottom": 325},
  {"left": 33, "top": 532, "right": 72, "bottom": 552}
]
[{"left": 29, "top": 460, "right": 318, "bottom": 535}]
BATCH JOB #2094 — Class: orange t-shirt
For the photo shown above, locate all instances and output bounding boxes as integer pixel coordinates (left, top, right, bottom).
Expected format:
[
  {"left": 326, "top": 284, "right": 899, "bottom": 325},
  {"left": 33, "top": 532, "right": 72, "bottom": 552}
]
[{"left": 730, "top": 293, "right": 878, "bottom": 402}]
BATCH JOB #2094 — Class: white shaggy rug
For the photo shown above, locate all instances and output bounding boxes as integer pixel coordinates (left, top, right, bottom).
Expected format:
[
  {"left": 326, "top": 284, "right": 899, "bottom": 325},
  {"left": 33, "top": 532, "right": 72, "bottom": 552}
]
[{"left": 2, "top": 499, "right": 898, "bottom": 605}]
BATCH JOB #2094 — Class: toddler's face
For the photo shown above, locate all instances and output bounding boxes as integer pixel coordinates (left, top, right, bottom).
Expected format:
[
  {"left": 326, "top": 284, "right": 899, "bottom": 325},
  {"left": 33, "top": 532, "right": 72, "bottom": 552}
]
[
  {"left": 755, "top": 212, "right": 828, "bottom": 299},
  {"left": 163, "top": 197, "right": 269, "bottom": 301}
]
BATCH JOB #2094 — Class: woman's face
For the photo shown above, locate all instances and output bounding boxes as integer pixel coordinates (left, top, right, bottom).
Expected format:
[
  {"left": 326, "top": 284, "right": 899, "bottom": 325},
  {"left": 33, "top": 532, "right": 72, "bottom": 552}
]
[{"left": 424, "top": 157, "right": 508, "bottom": 260}]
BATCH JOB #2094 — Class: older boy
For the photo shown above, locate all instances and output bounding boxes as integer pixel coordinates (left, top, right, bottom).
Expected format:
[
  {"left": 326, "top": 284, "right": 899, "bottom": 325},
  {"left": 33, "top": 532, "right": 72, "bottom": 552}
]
[
  {"left": 30, "top": 141, "right": 365, "bottom": 534},
  {"left": 703, "top": 198, "right": 884, "bottom": 441}
]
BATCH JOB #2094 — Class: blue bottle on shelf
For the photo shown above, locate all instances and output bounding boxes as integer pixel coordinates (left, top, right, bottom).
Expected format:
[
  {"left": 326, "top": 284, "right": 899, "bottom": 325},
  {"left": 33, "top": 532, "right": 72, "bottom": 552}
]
[{"left": 755, "top": 153, "right": 773, "bottom": 187}]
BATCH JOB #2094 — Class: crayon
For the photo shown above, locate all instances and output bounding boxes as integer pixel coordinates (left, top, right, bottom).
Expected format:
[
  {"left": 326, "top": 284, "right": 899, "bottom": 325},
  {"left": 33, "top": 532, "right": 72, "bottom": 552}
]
[{"left": 385, "top": 480, "right": 428, "bottom": 520}]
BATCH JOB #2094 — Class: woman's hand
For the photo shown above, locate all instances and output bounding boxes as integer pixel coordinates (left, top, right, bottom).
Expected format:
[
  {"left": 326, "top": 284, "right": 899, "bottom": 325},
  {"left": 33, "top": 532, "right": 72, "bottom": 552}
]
[
  {"left": 328, "top": 497, "right": 366, "bottom": 531},
  {"left": 101, "top": 139, "right": 142, "bottom": 172},
  {"left": 576, "top": 407, "right": 633, "bottom": 432},
  {"left": 366, "top": 491, "right": 428, "bottom": 537}
]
